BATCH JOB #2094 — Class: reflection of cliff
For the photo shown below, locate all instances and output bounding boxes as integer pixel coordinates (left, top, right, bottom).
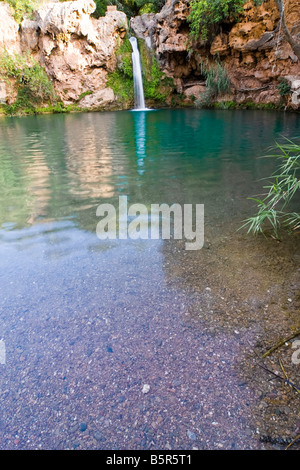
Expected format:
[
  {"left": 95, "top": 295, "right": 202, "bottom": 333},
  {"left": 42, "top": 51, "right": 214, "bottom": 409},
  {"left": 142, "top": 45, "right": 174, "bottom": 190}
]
[
  {"left": 0, "top": 109, "right": 298, "bottom": 234},
  {"left": 0, "top": 119, "right": 52, "bottom": 227},
  {"left": 64, "top": 113, "right": 116, "bottom": 200},
  {"left": 25, "top": 142, "right": 51, "bottom": 225}
]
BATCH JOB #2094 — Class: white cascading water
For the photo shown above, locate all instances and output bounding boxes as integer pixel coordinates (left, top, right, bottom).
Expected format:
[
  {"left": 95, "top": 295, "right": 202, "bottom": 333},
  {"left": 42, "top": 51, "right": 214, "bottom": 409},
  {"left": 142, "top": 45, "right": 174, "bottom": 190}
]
[{"left": 129, "top": 37, "right": 146, "bottom": 110}]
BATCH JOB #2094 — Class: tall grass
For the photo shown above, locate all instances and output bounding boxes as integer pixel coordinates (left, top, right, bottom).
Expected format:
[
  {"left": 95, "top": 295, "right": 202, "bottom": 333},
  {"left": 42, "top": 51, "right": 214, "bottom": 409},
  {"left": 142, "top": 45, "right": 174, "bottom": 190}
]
[
  {"left": 240, "top": 139, "right": 300, "bottom": 238},
  {"left": 195, "top": 58, "right": 231, "bottom": 108}
]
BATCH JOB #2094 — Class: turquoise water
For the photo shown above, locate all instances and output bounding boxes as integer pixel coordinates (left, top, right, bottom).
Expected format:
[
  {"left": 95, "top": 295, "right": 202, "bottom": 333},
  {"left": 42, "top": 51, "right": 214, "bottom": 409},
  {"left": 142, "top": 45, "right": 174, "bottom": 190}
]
[
  {"left": 0, "top": 109, "right": 298, "bottom": 231},
  {"left": 0, "top": 109, "right": 299, "bottom": 450}
]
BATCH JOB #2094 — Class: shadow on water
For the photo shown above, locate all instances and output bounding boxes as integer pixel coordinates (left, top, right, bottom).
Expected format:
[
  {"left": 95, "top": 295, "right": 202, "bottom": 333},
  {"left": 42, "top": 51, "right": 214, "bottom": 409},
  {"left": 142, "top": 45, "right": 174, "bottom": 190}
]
[{"left": 0, "top": 109, "right": 299, "bottom": 449}]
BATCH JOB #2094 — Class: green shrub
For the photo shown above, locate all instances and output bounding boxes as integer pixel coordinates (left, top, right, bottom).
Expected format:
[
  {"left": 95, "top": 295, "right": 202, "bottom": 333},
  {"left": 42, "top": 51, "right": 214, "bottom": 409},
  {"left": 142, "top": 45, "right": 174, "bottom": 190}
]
[
  {"left": 240, "top": 139, "right": 300, "bottom": 238},
  {"left": 90, "top": 0, "right": 165, "bottom": 18},
  {"left": 188, "top": 1, "right": 267, "bottom": 41},
  {"left": 107, "top": 36, "right": 134, "bottom": 105},
  {"left": 138, "top": 2, "right": 158, "bottom": 14},
  {"left": 206, "top": 61, "right": 231, "bottom": 95},
  {"left": 143, "top": 58, "right": 166, "bottom": 101},
  {"left": 195, "top": 58, "right": 231, "bottom": 108},
  {"left": 116, "top": 36, "right": 133, "bottom": 78},
  {"left": 188, "top": 0, "right": 245, "bottom": 41},
  {"left": 78, "top": 90, "right": 93, "bottom": 101},
  {"left": 277, "top": 77, "right": 291, "bottom": 98},
  {"left": 107, "top": 70, "right": 134, "bottom": 103},
  {"left": 91, "top": 0, "right": 108, "bottom": 18},
  {"left": 3, "top": 0, "right": 41, "bottom": 23},
  {"left": 138, "top": 39, "right": 175, "bottom": 103},
  {"left": 214, "top": 100, "right": 236, "bottom": 109},
  {"left": 0, "top": 50, "right": 57, "bottom": 114}
]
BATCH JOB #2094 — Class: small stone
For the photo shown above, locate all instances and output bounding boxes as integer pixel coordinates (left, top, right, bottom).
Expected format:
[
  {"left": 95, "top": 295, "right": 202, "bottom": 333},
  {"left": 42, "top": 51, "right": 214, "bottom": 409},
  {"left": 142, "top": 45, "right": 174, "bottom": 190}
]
[
  {"left": 187, "top": 430, "right": 197, "bottom": 440},
  {"left": 79, "top": 422, "right": 87, "bottom": 432},
  {"left": 93, "top": 430, "right": 106, "bottom": 442},
  {"left": 70, "top": 424, "right": 79, "bottom": 434},
  {"left": 172, "top": 379, "right": 181, "bottom": 387},
  {"left": 142, "top": 384, "right": 150, "bottom": 394}
]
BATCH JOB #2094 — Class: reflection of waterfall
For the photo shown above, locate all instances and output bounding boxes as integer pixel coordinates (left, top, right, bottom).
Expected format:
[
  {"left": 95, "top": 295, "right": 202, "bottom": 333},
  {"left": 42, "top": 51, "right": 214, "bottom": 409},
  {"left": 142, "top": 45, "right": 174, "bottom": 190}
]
[
  {"left": 129, "top": 37, "right": 146, "bottom": 110},
  {"left": 133, "top": 111, "right": 147, "bottom": 175}
]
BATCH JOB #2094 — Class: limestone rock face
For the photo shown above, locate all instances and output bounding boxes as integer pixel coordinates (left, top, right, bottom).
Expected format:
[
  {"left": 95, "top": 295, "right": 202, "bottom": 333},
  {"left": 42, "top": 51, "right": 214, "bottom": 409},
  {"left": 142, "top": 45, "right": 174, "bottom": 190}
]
[
  {"left": 286, "top": 75, "right": 300, "bottom": 106},
  {"left": 0, "top": 80, "right": 6, "bottom": 104},
  {"left": 0, "top": 0, "right": 128, "bottom": 108},
  {"left": 0, "top": 3, "right": 21, "bottom": 55},
  {"left": 29, "top": 0, "right": 127, "bottom": 104},
  {"left": 131, "top": 0, "right": 300, "bottom": 108},
  {"left": 36, "top": 0, "right": 96, "bottom": 37},
  {"left": 79, "top": 87, "right": 115, "bottom": 108}
]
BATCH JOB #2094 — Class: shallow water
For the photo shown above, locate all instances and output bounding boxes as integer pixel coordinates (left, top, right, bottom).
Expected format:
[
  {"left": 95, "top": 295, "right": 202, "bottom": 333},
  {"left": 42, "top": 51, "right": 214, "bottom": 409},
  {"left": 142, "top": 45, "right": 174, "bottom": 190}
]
[{"left": 0, "top": 109, "right": 299, "bottom": 449}]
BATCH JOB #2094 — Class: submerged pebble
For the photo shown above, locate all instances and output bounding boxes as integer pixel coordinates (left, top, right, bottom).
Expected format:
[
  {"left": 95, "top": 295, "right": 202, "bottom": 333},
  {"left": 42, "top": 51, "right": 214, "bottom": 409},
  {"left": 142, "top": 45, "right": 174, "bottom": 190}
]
[{"left": 142, "top": 384, "right": 150, "bottom": 394}]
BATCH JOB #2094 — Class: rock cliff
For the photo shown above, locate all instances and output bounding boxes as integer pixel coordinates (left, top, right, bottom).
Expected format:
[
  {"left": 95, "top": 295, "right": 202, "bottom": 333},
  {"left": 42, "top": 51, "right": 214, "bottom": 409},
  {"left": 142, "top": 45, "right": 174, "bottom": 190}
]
[
  {"left": 0, "top": 0, "right": 299, "bottom": 111},
  {"left": 0, "top": 3, "right": 21, "bottom": 55},
  {"left": 0, "top": 0, "right": 128, "bottom": 109},
  {"left": 130, "top": 0, "right": 300, "bottom": 109}
]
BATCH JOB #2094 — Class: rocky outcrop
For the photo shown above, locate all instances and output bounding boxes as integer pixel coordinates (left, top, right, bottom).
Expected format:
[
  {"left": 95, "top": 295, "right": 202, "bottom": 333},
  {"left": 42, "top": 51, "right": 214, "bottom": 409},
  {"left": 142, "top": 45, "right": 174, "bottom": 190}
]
[
  {"left": 0, "top": 0, "right": 128, "bottom": 109},
  {"left": 0, "top": 2, "right": 21, "bottom": 55},
  {"left": 1, "top": 0, "right": 299, "bottom": 111},
  {"left": 131, "top": 0, "right": 300, "bottom": 109},
  {"left": 287, "top": 75, "right": 300, "bottom": 106}
]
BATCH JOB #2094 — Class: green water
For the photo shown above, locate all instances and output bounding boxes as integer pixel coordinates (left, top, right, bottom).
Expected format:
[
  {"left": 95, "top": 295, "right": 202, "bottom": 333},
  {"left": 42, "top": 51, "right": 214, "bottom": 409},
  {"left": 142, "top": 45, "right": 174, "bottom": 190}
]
[
  {"left": 0, "top": 109, "right": 298, "bottom": 232},
  {"left": 0, "top": 109, "right": 299, "bottom": 450}
]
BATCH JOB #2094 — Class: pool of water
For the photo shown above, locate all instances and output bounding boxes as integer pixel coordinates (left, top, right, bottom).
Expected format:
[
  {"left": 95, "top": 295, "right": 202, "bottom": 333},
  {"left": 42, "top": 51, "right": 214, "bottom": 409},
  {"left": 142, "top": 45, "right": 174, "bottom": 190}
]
[{"left": 0, "top": 109, "right": 299, "bottom": 449}]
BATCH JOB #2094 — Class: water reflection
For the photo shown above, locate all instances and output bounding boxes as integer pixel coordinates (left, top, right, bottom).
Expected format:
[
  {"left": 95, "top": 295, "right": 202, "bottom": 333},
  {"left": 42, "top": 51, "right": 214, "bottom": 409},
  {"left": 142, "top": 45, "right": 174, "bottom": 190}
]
[
  {"left": 64, "top": 113, "right": 116, "bottom": 200},
  {"left": 133, "top": 111, "right": 147, "bottom": 176},
  {"left": 25, "top": 144, "right": 51, "bottom": 225},
  {"left": 0, "top": 110, "right": 299, "bottom": 450},
  {"left": 0, "top": 109, "right": 299, "bottom": 235}
]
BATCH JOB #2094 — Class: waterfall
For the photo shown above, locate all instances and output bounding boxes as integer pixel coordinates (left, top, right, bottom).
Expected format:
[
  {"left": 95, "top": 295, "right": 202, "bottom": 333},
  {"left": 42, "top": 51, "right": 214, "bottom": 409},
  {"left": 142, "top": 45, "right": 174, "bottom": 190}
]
[{"left": 129, "top": 37, "right": 146, "bottom": 110}]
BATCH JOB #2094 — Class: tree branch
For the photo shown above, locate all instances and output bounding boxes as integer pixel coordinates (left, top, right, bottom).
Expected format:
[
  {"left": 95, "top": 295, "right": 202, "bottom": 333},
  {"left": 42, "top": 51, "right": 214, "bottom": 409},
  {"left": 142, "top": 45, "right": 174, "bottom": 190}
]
[{"left": 276, "top": 0, "right": 300, "bottom": 60}]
